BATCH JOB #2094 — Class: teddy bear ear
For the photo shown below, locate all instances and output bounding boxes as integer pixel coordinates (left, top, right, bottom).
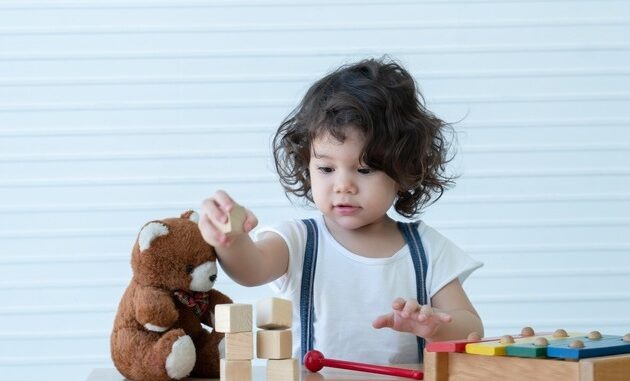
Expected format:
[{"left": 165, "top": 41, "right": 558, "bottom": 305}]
[
  {"left": 138, "top": 221, "right": 169, "bottom": 251},
  {"left": 180, "top": 210, "right": 199, "bottom": 223}
]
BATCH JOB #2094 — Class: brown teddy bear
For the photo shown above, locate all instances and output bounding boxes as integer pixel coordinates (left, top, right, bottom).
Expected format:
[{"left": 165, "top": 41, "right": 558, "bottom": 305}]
[{"left": 111, "top": 211, "right": 232, "bottom": 381}]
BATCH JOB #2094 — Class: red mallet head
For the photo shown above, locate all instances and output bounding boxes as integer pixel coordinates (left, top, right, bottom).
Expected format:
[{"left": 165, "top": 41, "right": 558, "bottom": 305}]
[{"left": 303, "top": 350, "right": 325, "bottom": 372}]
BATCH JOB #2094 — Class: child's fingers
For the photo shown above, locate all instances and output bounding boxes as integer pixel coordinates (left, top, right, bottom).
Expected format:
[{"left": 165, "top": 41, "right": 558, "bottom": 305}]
[
  {"left": 401, "top": 299, "right": 420, "bottom": 318},
  {"left": 391, "top": 297, "right": 406, "bottom": 310},
  {"left": 372, "top": 312, "right": 395, "bottom": 329},
  {"left": 243, "top": 209, "right": 259, "bottom": 232},
  {"left": 198, "top": 212, "right": 228, "bottom": 246},
  {"left": 213, "top": 190, "right": 236, "bottom": 212},
  {"left": 416, "top": 304, "right": 434, "bottom": 322},
  {"left": 201, "top": 197, "right": 228, "bottom": 224}
]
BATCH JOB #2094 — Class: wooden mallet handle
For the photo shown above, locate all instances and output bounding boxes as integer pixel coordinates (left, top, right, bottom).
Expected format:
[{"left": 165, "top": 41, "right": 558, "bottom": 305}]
[{"left": 303, "top": 350, "right": 423, "bottom": 380}]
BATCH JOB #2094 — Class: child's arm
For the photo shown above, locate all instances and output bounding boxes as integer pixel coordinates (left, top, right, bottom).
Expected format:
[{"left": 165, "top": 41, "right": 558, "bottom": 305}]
[
  {"left": 198, "top": 190, "right": 289, "bottom": 287},
  {"left": 372, "top": 279, "right": 484, "bottom": 342}
]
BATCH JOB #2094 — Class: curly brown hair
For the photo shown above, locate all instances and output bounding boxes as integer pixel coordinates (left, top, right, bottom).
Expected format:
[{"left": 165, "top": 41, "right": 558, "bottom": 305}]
[{"left": 272, "top": 57, "right": 455, "bottom": 218}]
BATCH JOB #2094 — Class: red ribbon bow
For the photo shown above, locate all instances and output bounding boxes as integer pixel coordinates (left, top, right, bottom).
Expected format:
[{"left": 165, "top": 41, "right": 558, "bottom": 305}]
[{"left": 173, "top": 290, "right": 210, "bottom": 318}]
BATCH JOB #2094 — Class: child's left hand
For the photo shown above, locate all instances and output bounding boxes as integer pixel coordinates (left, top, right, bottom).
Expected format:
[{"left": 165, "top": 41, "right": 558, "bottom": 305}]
[{"left": 372, "top": 297, "right": 452, "bottom": 340}]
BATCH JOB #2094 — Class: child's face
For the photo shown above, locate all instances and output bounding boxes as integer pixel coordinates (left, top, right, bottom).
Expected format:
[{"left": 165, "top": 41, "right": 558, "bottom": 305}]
[{"left": 309, "top": 127, "right": 398, "bottom": 231}]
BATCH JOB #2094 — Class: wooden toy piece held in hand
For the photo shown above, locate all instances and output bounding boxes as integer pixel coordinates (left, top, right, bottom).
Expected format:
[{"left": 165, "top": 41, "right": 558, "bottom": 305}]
[{"left": 218, "top": 205, "right": 247, "bottom": 234}]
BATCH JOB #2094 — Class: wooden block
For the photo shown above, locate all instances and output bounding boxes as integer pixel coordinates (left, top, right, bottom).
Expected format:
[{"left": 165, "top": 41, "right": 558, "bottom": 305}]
[
  {"left": 256, "top": 297, "right": 292, "bottom": 330},
  {"left": 547, "top": 336, "right": 630, "bottom": 359},
  {"left": 256, "top": 329, "right": 292, "bottom": 359},
  {"left": 267, "top": 358, "right": 299, "bottom": 381},
  {"left": 215, "top": 304, "right": 252, "bottom": 333},
  {"left": 225, "top": 332, "right": 253, "bottom": 360},
  {"left": 218, "top": 205, "right": 247, "bottom": 234},
  {"left": 220, "top": 359, "right": 251, "bottom": 381}
]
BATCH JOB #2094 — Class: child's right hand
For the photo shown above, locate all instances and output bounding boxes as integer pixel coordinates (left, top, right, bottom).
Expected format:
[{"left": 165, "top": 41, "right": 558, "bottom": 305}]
[{"left": 199, "top": 190, "right": 258, "bottom": 248}]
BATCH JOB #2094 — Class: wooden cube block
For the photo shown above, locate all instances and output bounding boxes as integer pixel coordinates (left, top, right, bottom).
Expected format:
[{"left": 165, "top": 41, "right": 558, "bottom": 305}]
[
  {"left": 225, "top": 332, "right": 253, "bottom": 360},
  {"left": 218, "top": 204, "right": 247, "bottom": 234},
  {"left": 256, "top": 297, "right": 292, "bottom": 330},
  {"left": 220, "top": 359, "right": 251, "bottom": 381},
  {"left": 256, "top": 329, "right": 292, "bottom": 359},
  {"left": 267, "top": 358, "right": 299, "bottom": 381},
  {"left": 215, "top": 304, "right": 252, "bottom": 333}
]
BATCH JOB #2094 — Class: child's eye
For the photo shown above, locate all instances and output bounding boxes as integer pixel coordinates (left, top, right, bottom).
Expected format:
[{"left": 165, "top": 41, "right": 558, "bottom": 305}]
[
  {"left": 318, "top": 167, "right": 333, "bottom": 173},
  {"left": 358, "top": 168, "right": 373, "bottom": 174}
]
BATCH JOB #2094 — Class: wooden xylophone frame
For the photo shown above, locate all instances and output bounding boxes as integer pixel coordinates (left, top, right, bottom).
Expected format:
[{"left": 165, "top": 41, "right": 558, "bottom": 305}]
[{"left": 423, "top": 349, "right": 630, "bottom": 381}]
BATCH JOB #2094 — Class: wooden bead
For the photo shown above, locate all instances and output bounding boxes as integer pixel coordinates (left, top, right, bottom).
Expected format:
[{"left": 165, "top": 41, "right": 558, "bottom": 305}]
[
  {"left": 553, "top": 329, "right": 569, "bottom": 338},
  {"left": 623, "top": 333, "right": 630, "bottom": 342},
  {"left": 467, "top": 332, "right": 482, "bottom": 342},
  {"left": 569, "top": 339, "right": 585, "bottom": 348},
  {"left": 500, "top": 335, "right": 515, "bottom": 344},
  {"left": 587, "top": 331, "right": 602, "bottom": 340},
  {"left": 534, "top": 337, "right": 549, "bottom": 347},
  {"left": 520, "top": 327, "right": 535, "bottom": 337}
]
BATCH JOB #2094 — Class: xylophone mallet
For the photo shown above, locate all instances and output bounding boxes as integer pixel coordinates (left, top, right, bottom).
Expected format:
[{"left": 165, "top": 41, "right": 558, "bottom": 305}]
[{"left": 303, "top": 350, "right": 423, "bottom": 380}]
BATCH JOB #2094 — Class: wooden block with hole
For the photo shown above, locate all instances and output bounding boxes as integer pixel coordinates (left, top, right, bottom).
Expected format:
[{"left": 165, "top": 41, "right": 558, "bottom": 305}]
[
  {"left": 267, "top": 358, "right": 299, "bottom": 381},
  {"left": 256, "top": 329, "right": 292, "bottom": 359},
  {"left": 214, "top": 303, "right": 252, "bottom": 333},
  {"left": 218, "top": 204, "right": 247, "bottom": 234},
  {"left": 256, "top": 297, "right": 292, "bottom": 330},
  {"left": 225, "top": 331, "right": 253, "bottom": 360},
  {"left": 219, "top": 359, "right": 251, "bottom": 381}
]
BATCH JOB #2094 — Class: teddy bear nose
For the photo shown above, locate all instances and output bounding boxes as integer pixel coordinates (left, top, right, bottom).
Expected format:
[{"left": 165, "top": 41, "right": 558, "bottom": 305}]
[{"left": 209, "top": 274, "right": 217, "bottom": 282}]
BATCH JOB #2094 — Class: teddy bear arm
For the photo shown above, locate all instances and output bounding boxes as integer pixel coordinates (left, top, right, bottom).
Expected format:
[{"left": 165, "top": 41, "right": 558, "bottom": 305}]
[{"left": 134, "top": 287, "right": 179, "bottom": 332}]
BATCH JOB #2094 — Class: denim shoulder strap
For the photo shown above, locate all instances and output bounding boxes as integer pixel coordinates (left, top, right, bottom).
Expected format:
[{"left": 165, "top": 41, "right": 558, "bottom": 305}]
[
  {"left": 299, "top": 218, "right": 318, "bottom": 363},
  {"left": 398, "top": 221, "right": 429, "bottom": 363}
]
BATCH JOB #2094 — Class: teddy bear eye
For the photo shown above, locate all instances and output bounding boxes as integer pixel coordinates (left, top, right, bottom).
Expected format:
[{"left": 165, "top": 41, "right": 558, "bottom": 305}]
[{"left": 186, "top": 264, "right": 194, "bottom": 274}]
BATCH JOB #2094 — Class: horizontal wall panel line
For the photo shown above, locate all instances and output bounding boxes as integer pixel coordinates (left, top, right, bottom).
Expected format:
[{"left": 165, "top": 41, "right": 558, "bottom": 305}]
[
  {"left": 465, "top": 243, "right": 630, "bottom": 254},
  {"left": 3, "top": 43, "right": 630, "bottom": 61},
  {"left": 3, "top": 68, "right": 630, "bottom": 87},
  {"left": 3, "top": 18, "right": 630, "bottom": 35},
  {"left": 0, "top": 124, "right": 273, "bottom": 137},
  {"left": 0, "top": 278, "right": 235, "bottom": 289},
  {"left": 0, "top": 150, "right": 268, "bottom": 162},
  {"left": 0, "top": 304, "right": 114, "bottom": 315},
  {"left": 2, "top": 118, "right": 628, "bottom": 137},
  {"left": 0, "top": 355, "right": 109, "bottom": 366},
  {"left": 0, "top": 199, "right": 286, "bottom": 213},
  {"left": 2, "top": 218, "right": 630, "bottom": 239},
  {"left": 0, "top": 174, "right": 275, "bottom": 188},
  {"left": 0, "top": 0, "right": 610, "bottom": 11},
  {"left": 2, "top": 169, "right": 629, "bottom": 188},
  {"left": 0, "top": 330, "right": 109, "bottom": 340},
  {"left": 461, "top": 118, "right": 630, "bottom": 129},
  {"left": 2, "top": 92, "right": 630, "bottom": 113},
  {"left": 1, "top": 193, "right": 628, "bottom": 214},
  {"left": 477, "top": 268, "right": 630, "bottom": 278},
  {"left": 474, "top": 293, "right": 630, "bottom": 303},
  {"left": 484, "top": 318, "right": 630, "bottom": 328},
  {"left": 0, "top": 253, "right": 129, "bottom": 264},
  {"left": 5, "top": 144, "right": 629, "bottom": 162}
]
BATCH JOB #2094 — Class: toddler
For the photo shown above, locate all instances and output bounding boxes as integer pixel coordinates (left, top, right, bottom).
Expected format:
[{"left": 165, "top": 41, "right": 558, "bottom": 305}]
[{"left": 199, "top": 58, "right": 483, "bottom": 365}]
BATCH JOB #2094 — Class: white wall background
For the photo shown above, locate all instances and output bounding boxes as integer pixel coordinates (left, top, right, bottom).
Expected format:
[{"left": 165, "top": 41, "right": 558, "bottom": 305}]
[{"left": 1, "top": 1, "right": 629, "bottom": 380}]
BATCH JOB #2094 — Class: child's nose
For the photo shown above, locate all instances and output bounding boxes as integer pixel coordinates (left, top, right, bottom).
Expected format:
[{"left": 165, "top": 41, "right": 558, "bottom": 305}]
[{"left": 333, "top": 175, "right": 357, "bottom": 194}]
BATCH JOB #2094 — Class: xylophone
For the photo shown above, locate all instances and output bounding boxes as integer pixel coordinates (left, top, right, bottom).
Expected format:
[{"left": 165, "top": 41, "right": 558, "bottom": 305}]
[{"left": 424, "top": 328, "right": 630, "bottom": 381}]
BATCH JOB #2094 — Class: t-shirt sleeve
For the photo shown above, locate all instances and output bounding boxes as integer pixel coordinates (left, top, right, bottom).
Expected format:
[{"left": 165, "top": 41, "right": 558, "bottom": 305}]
[
  {"left": 419, "top": 223, "right": 483, "bottom": 298},
  {"left": 253, "top": 219, "right": 306, "bottom": 295}
]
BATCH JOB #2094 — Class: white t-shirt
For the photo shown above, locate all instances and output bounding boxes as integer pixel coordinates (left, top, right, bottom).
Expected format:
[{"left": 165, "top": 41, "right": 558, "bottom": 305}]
[{"left": 254, "top": 215, "right": 482, "bottom": 365}]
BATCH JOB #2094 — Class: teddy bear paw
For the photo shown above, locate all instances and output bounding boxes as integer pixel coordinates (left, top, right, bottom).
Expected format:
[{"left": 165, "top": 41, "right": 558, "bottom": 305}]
[{"left": 165, "top": 335, "right": 196, "bottom": 379}]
